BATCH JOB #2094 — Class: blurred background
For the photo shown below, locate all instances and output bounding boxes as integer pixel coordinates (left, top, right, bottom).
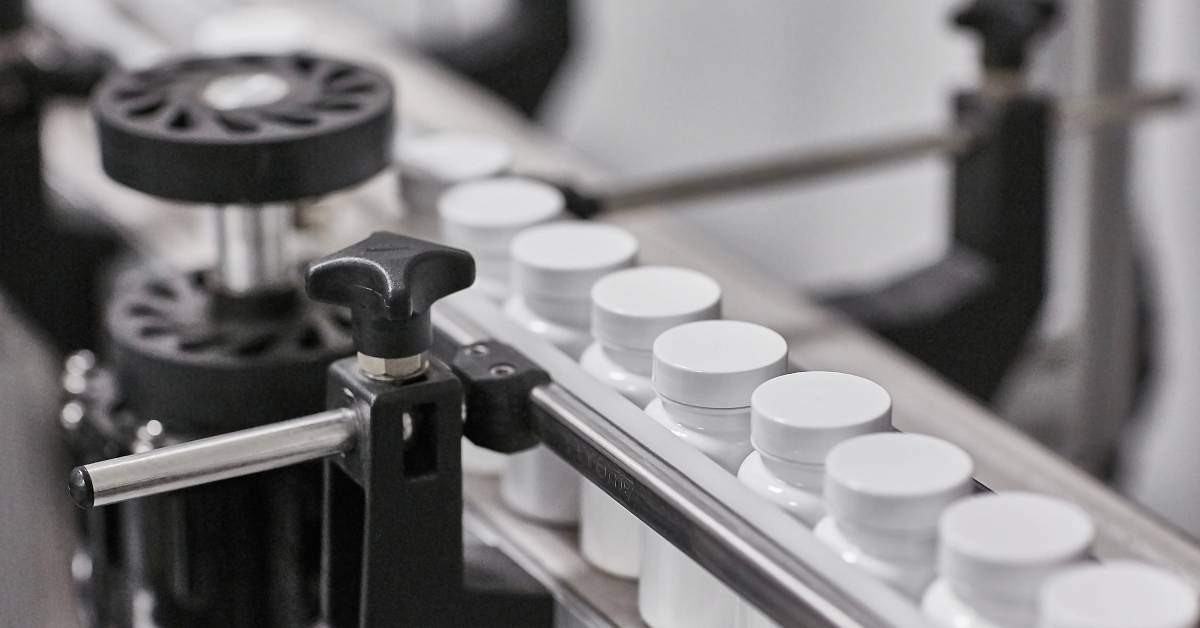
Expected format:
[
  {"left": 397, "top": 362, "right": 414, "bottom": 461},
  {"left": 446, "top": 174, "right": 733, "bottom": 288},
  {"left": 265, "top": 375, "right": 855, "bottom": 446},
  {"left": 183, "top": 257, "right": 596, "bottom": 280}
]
[{"left": 4, "top": 0, "right": 1200, "bottom": 624}]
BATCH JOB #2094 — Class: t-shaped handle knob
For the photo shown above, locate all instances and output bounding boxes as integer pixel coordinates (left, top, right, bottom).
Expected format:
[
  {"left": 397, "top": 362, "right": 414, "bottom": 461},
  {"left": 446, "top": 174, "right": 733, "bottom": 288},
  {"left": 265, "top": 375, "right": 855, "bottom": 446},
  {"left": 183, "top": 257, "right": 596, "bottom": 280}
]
[
  {"left": 954, "top": 0, "right": 1059, "bottom": 72},
  {"left": 306, "top": 232, "right": 474, "bottom": 371}
]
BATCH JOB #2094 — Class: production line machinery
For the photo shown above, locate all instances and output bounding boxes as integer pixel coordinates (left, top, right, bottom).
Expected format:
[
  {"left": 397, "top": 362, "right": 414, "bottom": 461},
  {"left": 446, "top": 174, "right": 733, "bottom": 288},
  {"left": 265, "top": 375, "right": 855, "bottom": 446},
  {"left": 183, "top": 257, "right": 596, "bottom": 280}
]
[
  {"left": 3, "top": 1, "right": 1199, "bottom": 627},
  {"left": 50, "top": 49, "right": 1200, "bottom": 628}
]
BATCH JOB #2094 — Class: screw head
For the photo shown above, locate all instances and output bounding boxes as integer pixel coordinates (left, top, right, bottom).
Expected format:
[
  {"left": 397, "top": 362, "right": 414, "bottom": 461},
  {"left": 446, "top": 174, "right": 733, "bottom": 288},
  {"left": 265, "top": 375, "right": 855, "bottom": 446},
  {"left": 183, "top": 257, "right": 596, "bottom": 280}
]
[{"left": 489, "top": 363, "right": 516, "bottom": 377}]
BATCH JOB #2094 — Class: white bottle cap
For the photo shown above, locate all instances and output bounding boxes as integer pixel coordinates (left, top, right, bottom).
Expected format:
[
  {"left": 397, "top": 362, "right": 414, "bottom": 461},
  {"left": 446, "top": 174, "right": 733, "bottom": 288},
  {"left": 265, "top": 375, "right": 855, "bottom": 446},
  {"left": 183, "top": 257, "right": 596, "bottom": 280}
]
[
  {"left": 439, "top": 177, "right": 562, "bottom": 257},
  {"left": 510, "top": 222, "right": 638, "bottom": 302},
  {"left": 1039, "top": 561, "right": 1199, "bottom": 628},
  {"left": 400, "top": 133, "right": 513, "bottom": 187},
  {"left": 652, "top": 320, "right": 787, "bottom": 409},
  {"left": 824, "top": 433, "right": 973, "bottom": 532},
  {"left": 939, "top": 492, "right": 1094, "bottom": 604},
  {"left": 749, "top": 371, "right": 891, "bottom": 464},
  {"left": 591, "top": 266, "right": 722, "bottom": 351},
  {"left": 194, "top": 6, "right": 315, "bottom": 55}
]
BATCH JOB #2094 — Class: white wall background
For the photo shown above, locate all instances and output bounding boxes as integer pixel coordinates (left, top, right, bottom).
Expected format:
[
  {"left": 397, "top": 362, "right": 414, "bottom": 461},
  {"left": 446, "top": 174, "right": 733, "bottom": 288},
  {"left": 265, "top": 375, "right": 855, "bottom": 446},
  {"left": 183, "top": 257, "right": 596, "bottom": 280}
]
[{"left": 544, "top": 1, "right": 977, "bottom": 292}]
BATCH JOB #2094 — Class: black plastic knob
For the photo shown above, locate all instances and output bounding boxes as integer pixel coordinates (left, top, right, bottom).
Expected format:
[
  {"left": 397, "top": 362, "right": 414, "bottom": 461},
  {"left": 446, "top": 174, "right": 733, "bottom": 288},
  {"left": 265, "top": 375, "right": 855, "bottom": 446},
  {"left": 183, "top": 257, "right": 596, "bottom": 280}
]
[
  {"left": 954, "top": 0, "right": 1059, "bottom": 72},
  {"left": 92, "top": 54, "right": 394, "bottom": 203},
  {"left": 306, "top": 232, "right": 475, "bottom": 358}
]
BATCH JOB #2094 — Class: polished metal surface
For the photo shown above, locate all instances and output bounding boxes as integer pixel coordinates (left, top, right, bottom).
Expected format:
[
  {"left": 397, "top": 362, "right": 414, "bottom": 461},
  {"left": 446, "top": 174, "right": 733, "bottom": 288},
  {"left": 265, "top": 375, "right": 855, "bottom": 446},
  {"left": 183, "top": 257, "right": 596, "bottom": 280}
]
[
  {"left": 438, "top": 292, "right": 932, "bottom": 628},
  {"left": 599, "top": 131, "right": 969, "bottom": 213},
  {"left": 356, "top": 351, "right": 428, "bottom": 381},
  {"left": 70, "top": 408, "right": 357, "bottom": 508},
  {"left": 213, "top": 203, "right": 293, "bottom": 294}
]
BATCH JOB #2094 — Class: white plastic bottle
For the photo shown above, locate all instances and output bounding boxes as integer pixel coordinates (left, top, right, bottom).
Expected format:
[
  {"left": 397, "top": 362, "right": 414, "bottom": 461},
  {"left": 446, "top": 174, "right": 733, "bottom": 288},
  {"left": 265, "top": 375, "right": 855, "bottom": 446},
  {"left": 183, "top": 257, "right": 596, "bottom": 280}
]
[
  {"left": 738, "top": 371, "right": 892, "bottom": 527},
  {"left": 437, "top": 176, "right": 562, "bottom": 303},
  {"left": 398, "top": 132, "right": 513, "bottom": 216},
  {"left": 579, "top": 266, "right": 722, "bottom": 579},
  {"left": 733, "top": 371, "right": 892, "bottom": 628},
  {"left": 922, "top": 492, "right": 1096, "bottom": 628},
  {"left": 436, "top": 178, "right": 561, "bottom": 475},
  {"left": 638, "top": 320, "right": 788, "bottom": 628},
  {"left": 815, "top": 432, "right": 974, "bottom": 598},
  {"left": 1039, "top": 561, "right": 1199, "bottom": 628},
  {"left": 500, "top": 222, "right": 639, "bottom": 524}
]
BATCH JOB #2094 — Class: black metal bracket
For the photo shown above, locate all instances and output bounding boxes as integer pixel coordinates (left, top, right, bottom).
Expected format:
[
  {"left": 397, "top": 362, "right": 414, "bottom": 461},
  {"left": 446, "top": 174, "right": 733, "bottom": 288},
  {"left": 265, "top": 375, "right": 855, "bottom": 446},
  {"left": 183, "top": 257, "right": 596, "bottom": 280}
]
[
  {"left": 321, "top": 355, "right": 552, "bottom": 628},
  {"left": 828, "top": 94, "right": 1051, "bottom": 400},
  {"left": 443, "top": 339, "right": 548, "bottom": 455}
]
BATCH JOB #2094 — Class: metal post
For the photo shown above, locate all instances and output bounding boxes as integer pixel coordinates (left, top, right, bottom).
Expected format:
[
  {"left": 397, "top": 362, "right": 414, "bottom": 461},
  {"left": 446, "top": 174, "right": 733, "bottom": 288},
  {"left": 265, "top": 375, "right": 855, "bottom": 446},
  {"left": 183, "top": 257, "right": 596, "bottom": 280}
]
[
  {"left": 214, "top": 203, "right": 294, "bottom": 294},
  {"left": 1073, "top": 0, "right": 1139, "bottom": 474}
]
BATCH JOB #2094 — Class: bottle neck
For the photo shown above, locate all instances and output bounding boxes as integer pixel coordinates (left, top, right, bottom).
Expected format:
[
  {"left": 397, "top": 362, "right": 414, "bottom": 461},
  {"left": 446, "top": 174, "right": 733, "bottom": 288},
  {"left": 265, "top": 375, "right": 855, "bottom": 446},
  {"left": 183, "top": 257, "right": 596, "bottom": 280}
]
[
  {"left": 949, "top": 582, "right": 1037, "bottom": 627},
  {"left": 659, "top": 397, "right": 750, "bottom": 433},
  {"left": 599, "top": 343, "right": 653, "bottom": 376},
  {"left": 833, "top": 519, "right": 936, "bottom": 563},
  {"left": 759, "top": 451, "right": 825, "bottom": 492},
  {"left": 521, "top": 294, "right": 590, "bottom": 328}
]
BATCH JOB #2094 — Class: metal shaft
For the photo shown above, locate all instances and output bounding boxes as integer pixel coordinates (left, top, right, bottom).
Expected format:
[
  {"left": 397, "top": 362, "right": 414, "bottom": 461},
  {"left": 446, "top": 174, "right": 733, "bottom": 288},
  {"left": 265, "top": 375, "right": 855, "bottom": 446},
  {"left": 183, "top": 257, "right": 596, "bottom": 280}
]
[
  {"left": 593, "top": 87, "right": 1184, "bottom": 214},
  {"left": 68, "top": 408, "right": 357, "bottom": 508},
  {"left": 600, "top": 131, "right": 970, "bottom": 212},
  {"left": 214, "top": 203, "right": 293, "bottom": 294}
]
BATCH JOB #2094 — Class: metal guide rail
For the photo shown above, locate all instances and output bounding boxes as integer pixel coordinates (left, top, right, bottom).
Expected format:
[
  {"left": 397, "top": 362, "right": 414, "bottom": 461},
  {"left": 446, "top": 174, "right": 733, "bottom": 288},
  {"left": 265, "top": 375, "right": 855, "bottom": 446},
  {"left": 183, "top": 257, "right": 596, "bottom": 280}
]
[{"left": 433, "top": 293, "right": 931, "bottom": 627}]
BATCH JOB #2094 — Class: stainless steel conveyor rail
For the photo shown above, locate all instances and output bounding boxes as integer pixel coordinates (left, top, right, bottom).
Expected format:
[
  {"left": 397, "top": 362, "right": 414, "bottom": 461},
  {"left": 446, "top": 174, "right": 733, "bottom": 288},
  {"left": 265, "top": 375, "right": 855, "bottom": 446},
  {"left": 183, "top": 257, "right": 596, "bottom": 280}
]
[{"left": 435, "top": 293, "right": 932, "bottom": 628}]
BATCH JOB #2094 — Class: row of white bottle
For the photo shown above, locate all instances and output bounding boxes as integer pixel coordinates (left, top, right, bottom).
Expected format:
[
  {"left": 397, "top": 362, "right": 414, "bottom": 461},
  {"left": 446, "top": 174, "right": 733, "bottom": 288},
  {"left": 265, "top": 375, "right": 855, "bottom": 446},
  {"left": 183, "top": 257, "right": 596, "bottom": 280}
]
[{"left": 396, "top": 131, "right": 1198, "bottom": 628}]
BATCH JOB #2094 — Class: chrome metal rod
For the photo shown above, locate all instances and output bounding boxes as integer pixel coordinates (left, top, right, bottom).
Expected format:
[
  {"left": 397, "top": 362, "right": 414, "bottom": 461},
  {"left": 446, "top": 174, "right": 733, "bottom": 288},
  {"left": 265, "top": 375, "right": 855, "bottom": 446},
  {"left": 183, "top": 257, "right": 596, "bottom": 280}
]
[
  {"left": 593, "top": 87, "right": 1184, "bottom": 214},
  {"left": 599, "top": 131, "right": 970, "bottom": 212},
  {"left": 214, "top": 203, "right": 293, "bottom": 294},
  {"left": 69, "top": 408, "right": 357, "bottom": 509},
  {"left": 436, "top": 293, "right": 931, "bottom": 628}
]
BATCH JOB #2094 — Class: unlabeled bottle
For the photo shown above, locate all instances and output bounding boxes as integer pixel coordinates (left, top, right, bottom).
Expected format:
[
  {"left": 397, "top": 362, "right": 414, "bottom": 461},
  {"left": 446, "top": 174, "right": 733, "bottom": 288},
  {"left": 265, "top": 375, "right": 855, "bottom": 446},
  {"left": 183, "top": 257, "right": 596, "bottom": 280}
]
[
  {"left": 437, "top": 176, "right": 562, "bottom": 303},
  {"left": 500, "top": 222, "right": 639, "bottom": 524},
  {"left": 579, "top": 266, "right": 722, "bottom": 579},
  {"left": 922, "top": 492, "right": 1095, "bottom": 628},
  {"left": 815, "top": 432, "right": 974, "bottom": 598},
  {"left": 437, "top": 177, "right": 562, "bottom": 476},
  {"left": 399, "top": 132, "right": 513, "bottom": 216},
  {"left": 1039, "top": 561, "right": 1199, "bottom": 628},
  {"left": 738, "top": 371, "right": 892, "bottom": 527},
  {"left": 733, "top": 371, "right": 892, "bottom": 628},
  {"left": 638, "top": 320, "right": 788, "bottom": 628}
]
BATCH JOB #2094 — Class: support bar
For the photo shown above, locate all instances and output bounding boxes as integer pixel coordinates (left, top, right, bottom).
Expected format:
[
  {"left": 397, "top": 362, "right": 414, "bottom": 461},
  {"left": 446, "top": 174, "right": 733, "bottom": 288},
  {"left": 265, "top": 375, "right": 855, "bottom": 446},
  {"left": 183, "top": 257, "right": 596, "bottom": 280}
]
[{"left": 68, "top": 408, "right": 357, "bottom": 508}]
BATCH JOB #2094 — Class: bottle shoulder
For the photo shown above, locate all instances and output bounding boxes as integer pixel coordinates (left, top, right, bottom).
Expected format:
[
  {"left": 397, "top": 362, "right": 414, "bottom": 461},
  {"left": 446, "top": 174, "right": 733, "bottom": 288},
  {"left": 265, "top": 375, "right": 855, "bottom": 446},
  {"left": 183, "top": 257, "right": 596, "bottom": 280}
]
[
  {"left": 504, "top": 296, "right": 591, "bottom": 359},
  {"left": 580, "top": 344, "right": 656, "bottom": 407},
  {"left": 921, "top": 580, "right": 1007, "bottom": 628},
  {"left": 814, "top": 518, "right": 934, "bottom": 599},
  {"left": 645, "top": 399, "right": 752, "bottom": 473},
  {"left": 737, "top": 452, "right": 825, "bottom": 526}
]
